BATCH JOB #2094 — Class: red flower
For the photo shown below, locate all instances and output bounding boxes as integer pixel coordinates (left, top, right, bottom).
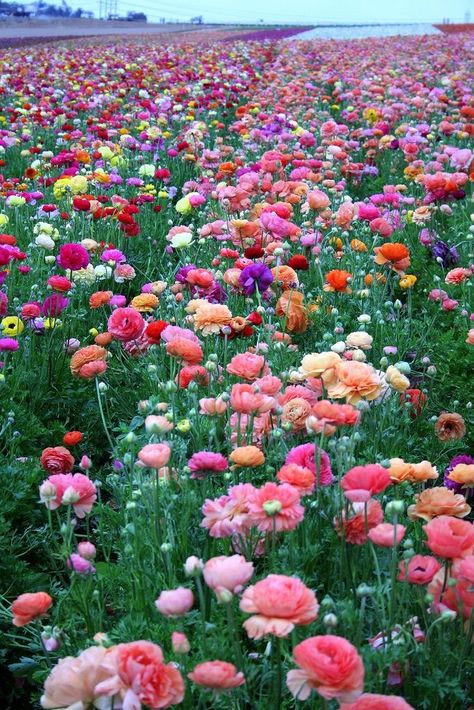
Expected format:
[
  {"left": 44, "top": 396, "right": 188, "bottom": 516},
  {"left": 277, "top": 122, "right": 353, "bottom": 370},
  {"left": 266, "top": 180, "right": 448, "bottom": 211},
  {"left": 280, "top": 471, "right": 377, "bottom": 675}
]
[
  {"left": 400, "top": 389, "right": 426, "bottom": 418},
  {"left": 288, "top": 255, "right": 309, "bottom": 270},
  {"left": 63, "top": 431, "right": 83, "bottom": 446},
  {"left": 145, "top": 320, "right": 169, "bottom": 343},
  {"left": 244, "top": 246, "right": 265, "bottom": 259}
]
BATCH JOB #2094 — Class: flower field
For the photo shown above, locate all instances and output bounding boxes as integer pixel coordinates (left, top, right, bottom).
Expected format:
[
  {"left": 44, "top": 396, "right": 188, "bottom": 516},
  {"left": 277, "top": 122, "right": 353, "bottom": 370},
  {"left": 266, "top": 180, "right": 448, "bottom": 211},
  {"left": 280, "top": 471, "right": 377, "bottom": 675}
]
[{"left": 1, "top": 28, "right": 474, "bottom": 710}]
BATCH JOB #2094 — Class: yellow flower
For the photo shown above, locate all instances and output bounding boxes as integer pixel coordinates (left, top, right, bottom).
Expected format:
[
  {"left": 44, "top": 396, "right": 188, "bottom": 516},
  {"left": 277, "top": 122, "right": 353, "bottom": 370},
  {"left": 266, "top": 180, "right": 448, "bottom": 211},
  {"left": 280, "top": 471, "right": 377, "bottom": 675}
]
[
  {"left": 175, "top": 196, "right": 192, "bottom": 214},
  {"left": 69, "top": 175, "right": 88, "bottom": 194},
  {"left": 176, "top": 419, "right": 191, "bottom": 433},
  {"left": 1, "top": 316, "right": 24, "bottom": 336},
  {"left": 0, "top": 213, "right": 9, "bottom": 226},
  {"left": 8, "top": 195, "right": 26, "bottom": 207},
  {"left": 399, "top": 275, "right": 417, "bottom": 289},
  {"left": 97, "top": 146, "right": 114, "bottom": 161},
  {"left": 130, "top": 294, "right": 159, "bottom": 312},
  {"left": 43, "top": 318, "right": 62, "bottom": 330}
]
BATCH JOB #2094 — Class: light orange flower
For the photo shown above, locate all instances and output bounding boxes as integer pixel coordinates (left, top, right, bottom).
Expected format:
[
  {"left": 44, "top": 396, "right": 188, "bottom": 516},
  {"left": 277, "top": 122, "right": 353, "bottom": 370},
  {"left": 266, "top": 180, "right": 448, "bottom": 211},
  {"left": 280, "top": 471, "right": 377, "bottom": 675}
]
[
  {"left": 408, "top": 486, "right": 471, "bottom": 521},
  {"left": 130, "top": 293, "right": 159, "bottom": 312},
  {"left": 388, "top": 458, "right": 438, "bottom": 484},
  {"left": 271, "top": 265, "right": 299, "bottom": 289},
  {"left": 230, "top": 446, "right": 265, "bottom": 467},
  {"left": 447, "top": 464, "right": 474, "bottom": 487},
  {"left": 70, "top": 345, "right": 107, "bottom": 376},
  {"left": 276, "top": 289, "right": 308, "bottom": 333},
  {"left": 193, "top": 302, "right": 232, "bottom": 335},
  {"left": 326, "top": 361, "right": 381, "bottom": 404}
]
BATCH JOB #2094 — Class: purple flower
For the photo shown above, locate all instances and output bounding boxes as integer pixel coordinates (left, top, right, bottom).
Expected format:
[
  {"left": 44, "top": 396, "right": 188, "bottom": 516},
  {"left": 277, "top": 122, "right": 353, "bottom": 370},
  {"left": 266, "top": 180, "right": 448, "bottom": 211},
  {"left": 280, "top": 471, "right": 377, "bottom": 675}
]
[
  {"left": 239, "top": 263, "right": 274, "bottom": 295},
  {"left": 175, "top": 264, "right": 197, "bottom": 284},
  {"left": 68, "top": 553, "right": 96, "bottom": 575},
  {"left": 42, "top": 294, "right": 69, "bottom": 317},
  {"left": 431, "top": 240, "right": 459, "bottom": 267},
  {"left": 444, "top": 454, "right": 474, "bottom": 495}
]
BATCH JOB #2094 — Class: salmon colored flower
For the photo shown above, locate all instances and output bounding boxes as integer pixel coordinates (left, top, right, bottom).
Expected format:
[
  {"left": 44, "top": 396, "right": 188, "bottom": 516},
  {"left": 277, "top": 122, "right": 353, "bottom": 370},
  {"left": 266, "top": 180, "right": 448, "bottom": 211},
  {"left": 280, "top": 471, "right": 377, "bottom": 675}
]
[
  {"left": 282, "top": 397, "right": 312, "bottom": 431},
  {"left": 334, "top": 500, "right": 384, "bottom": 545},
  {"left": 435, "top": 412, "right": 466, "bottom": 441},
  {"left": 78, "top": 360, "right": 108, "bottom": 379},
  {"left": 271, "top": 264, "right": 299, "bottom": 289},
  {"left": 41, "top": 446, "right": 74, "bottom": 473},
  {"left": 166, "top": 337, "right": 203, "bottom": 364},
  {"left": 89, "top": 290, "right": 113, "bottom": 309},
  {"left": 230, "top": 383, "right": 275, "bottom": 414},
  {"left": 227, "top": 352, "right": 267, "bottom": 381},
  {"left": 70, "top": 345, "right": 107, "bottom": 376},
  {"left": 248, "top": 482, "right": 304, "bottom": 532},
  {"left": 229, "top": 446, "right": 265, "bottom": 467},
  {"left": 276, "top": 464, "right": 315, "bottom": 496},
  {"left": 368, "top": 523, "right": 406, "bottom": 547},
  {"left": 339, "top": 694, "right": 414, "bottom": 709},
  {"left": 299, "top": 352, "right": 341, "bottom": 385},
  {"left": 12, "top": 592, "right": 52, "bottom": 627},
  {"left": 130, "top": 293, "right": 160, "bottom": 313},
  {"left": 138, "top": 444, "right": 171, "bottom": 469},
  {"left": 94, "top": 641, "right": 184, "bottom": 709},
  {"left": 240, "top": 574, "right": 319, "bottom": 639},
  {"left": 341, "top": 464, "right": 391, "bottom": 502},
  {"left": 424, "top": 516, "right": 474, "bottom": 558},
  {"left": 398, "top": 555, "right": 442, "bottom": 584},
  {"left": 287, "top": 635, "right": 364, "bottom": 702},
  {"left": 193, "top": 301, "right": 232, "bottom": 335},
  {"left": 408, "top": 487, "right": 471, "bottom": 521},
  {"left": 447, "top": 463, "right": 474, "bottom": 487},
  {"left": 188, "top": 661, "right": 245, "bottom": 690}
]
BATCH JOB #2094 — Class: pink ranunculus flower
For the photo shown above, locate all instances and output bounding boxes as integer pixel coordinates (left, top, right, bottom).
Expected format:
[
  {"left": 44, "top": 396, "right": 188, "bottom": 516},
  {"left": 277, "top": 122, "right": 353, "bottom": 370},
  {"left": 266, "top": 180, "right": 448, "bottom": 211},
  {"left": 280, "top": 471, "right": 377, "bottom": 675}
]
[
  {"left": 40, "top": 473, "right": 97, "bottom": 518},
  {"left": 287, "top": 635, "right": 364, "bottom": 702},
  {"left": 340, "top": 464, "right": 392, "bottom": 503},
  {"left": 339, "top": 693, "right": 415, "bottom": 709},
  {"left": 107, "top": 307, "right": 145, "bottom": 342},
  {"left": 226, "top": 352, "right": 268, "bottom": 381},
  {"left": 138, "top": 443, "right": 171, "bottom": 469},
  {"left": 94, "top": 640, "right": 184, "bottom": 709},
  {"left": 41, "top": 645, "right": 118, "bottom": 709},
  {"left": 240, "top": 574, "right": 319, "bottom": 639},
  {"left": 201, "top": 483, "right": 255, "bottom": 538},
  {"left": 188, "top": 451, "right": 228, "bottom": 478},
  {"left": 68, "top": 553, "right": 96, "bottom": 575},
  {"left": 247, "top": 482, "right": 304, "bottom": 532},
  {"left": 285, "top": 443, "right": 333, "bottom": 486},
  {"left": 368, "top": 523, "right": 406, "bottom": 547},
  {"left": 230, "top": 383, "right": 275, "bottom": 414},
  {"left": 57, "top": 243, "right": 90, "bottom": 271},
  {"left": 171, "top": 632, "right": 190, "bottom": 654},
  {"left": 203, "top": 554, "right": 254, "bottom": 596},
  {"left": 155, "top": 587, "right": 194, "bottom": 617},
  {"left": 188, "top": 661, "right": 245, "bottom": 690}
]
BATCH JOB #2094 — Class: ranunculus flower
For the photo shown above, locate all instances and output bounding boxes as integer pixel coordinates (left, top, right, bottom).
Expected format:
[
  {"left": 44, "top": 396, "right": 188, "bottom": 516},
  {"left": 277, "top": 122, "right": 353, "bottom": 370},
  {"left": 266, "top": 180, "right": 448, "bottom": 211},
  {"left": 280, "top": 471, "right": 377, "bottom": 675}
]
[
  {"left": 171, "top": 632, "right": 190, "bottom": 654},
  {"left": 188, "top": 661, "right": 245, "bottom": 690},
  {"left": 40, "top": 446, "right": 74, "bottom": 473},
  {"left": 138, "top": 443, "right": 171, "bottom": 469},
  {"left": 407, "top": 487, "right": 471, "bottom": 521},
  {"left": 287, "top": 635, "right": 364, "bottom": 702},
  {"left": 107, "top": 307, "right": 145, "bottom": 342},
  {"left": 398, "top": 555, "right": 442, "bottom": 584},
  {"left": 57, "top": 243, "right": 90, "bottom": 271},
  {"left": 12, "top": 592, "right": 52, "bottom": 627},
  {"left": 155, "top": 587, "right": 194, "bottom": 617},
  {"left": 339, "top": 693, "right": 415, "bottom": 709},
  {"left": 240, "top": 574, "right": 319, "bottom": 639},
  {"left": 341, "top": 464, "right": 391, "bottom": 502},
  {"left": 247, "top": 482, "right": 304, "bottom": 532},
  {"left": 203, "top": 555, "right": 254, "bottom": 596},
  {"left": 424, "top": 516, "right": 474, "bottom": 558},
  {"left": 368, "top": 523, "right": 406, "bottom": 547}
]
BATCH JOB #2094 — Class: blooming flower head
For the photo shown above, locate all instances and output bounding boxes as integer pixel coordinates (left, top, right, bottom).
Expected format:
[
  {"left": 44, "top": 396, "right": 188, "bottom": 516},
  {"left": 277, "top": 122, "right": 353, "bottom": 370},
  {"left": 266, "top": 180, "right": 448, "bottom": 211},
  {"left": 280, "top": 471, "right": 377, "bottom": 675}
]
[
  {"left": 239, "top": 263, "right": 274, "bottom": 294},
  {"left": 203, "top": 555, "right": 254, "bottom": 596},
  {"left": 188, "top": 661, "right": 245, "bottom": 691},
  {"left": 240, "top": 574, "right": 319, "bottom": 639},
  {"left": 247, "top": 482, "right": 304, "bottom": 533},
  {"left": 424, "top": 516, "right": 474, "bottom": 558},
  {"left": 341, "top": 464, "right": 392, "bottom": 502},
  {"left": 12, "top": 592, "right": 52, "bottom": 627}
]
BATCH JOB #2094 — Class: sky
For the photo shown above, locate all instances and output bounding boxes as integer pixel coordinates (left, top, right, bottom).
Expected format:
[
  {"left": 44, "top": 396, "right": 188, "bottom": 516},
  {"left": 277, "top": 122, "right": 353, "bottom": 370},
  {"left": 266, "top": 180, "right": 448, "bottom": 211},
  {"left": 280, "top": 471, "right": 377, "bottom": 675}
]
[{"left": 67, "top": 0, "right": 472, "bottom": 25}]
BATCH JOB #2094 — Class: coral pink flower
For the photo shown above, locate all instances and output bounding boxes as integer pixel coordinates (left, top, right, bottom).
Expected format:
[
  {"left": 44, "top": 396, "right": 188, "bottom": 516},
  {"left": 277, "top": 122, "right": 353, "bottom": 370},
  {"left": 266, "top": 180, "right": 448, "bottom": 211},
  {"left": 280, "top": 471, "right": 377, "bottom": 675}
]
[
  {"left": 340, "top": 464, "right": 392, "bottom": 502},
  {"left": 368, "top": 523, "right": 406, "bottom": 547},
  {"left": 57, "top": 243, "right": 89, "bottom": 270},
  {"left": 41, "top": 646, "right": 118, "bottom": 709},
  {"left": 398, "top": 555, "right": 442, "bottom": 584},
  {"left": 199, "top": 396, "right": 228, "bottom": 415},
  {"left": 94, "top": 641, "right": 184, "bottom": 709},
  {"left": 138, "top": 444, "right": 171, "bottom": 469},
  {"left": 226, "top": 352, "right": 268, "bottom": 381},
  {"left": 334, "top": 500, "right": 384, "bottom": 545},
  {"left": 177, "top": 365, "right": 209, "bottom": 388},
  {"left": 155, "top": 588, "right": 194, "bottom": 617},
  {"left": 247, "top": 482, "right": 304, "bottom": 532},
  {"left": 287, "top": 635, "right": 364, "bottom": 702},
  {"left": 107, "top": 307, "right": 145, "bottom": 342},
  {"left": 166, "top": 337, "right": 203, "bottom": 365},
  {"left": 424, "top": 516, "right": 474, "bottom": 558},
  {"left": 339, "top": 694, "right": 414, "bottom": 709},
  {"left": 188, "top": 661, "right": 245, "bottom": 690},
  {"left": 201, "top": 483, "right": 255, "bottom": 538},
  {"left": 12, "top": 592, "right": 52, "bottom": 627},
  {"left": 40, "top": 473, "right": 97, "bottom": 518},
  {"left": 240, "top": 574, "right": 319, "bottom": 639},
  {"left": 445, "top": 267, "right": 471, "bottom": 285},
  {"left": 276, "top": 464, "right": 315, "bottom": 496},
  {"left": 188, "top": 451, "right": 228, "bottom": 478},
  {"left": 171, "top": 632, "right": 190, "bottom": 654},
  {"left": 203, "top": 555, "right": 254, "bottom": 596},
  {"left": 40, "top": 446, "right": 74, "bottom": 473},
  {"left": 78, "top": 360, "right": 108, "bottom": 379},
  {"left": 230, "top": 383, "right": 275, "bottom": 414},
  {"left": 285, "top": 443, "right": 333, "bottom": 486}
]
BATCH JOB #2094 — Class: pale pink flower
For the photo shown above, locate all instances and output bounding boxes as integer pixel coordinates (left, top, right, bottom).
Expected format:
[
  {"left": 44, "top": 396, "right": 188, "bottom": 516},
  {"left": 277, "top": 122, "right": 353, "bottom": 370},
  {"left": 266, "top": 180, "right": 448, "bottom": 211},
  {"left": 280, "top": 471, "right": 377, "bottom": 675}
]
[
  {"left": 155, "top": 588, "right": 194, "bottom": 617},
  {"left": 203, "top": 554, "right": 254, "bottom": 596}
]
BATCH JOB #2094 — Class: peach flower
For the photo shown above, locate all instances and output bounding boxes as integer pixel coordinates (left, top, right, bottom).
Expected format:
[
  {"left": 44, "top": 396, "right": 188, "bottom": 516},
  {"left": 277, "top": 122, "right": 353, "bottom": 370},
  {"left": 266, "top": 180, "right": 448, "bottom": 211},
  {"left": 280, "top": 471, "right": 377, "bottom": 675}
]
[
  {"left": 299, "top": 352, "right": 341, "bottom": 384},
  {"left": 339, "top": 694, "right": 414, "bottom": 709},
  {"left": 327, "top": 361, "right": 381, "bottom": 404},
  {"left": 41, "top": 645, "right": 117, "bottom": 709},
  {"left": 447, "top": 463, "right": 474, "bottom": 487},
  {"left": 138, "top": 443, "right": 171, "bottom": 469},
  {"left": 275, "top": 289, "right": 308, "bottom": 333},
  {"left": 368, "top": 523, "right": 406, "bottom": 547},
  {"left": 388, "top": 458, "right": 438, "bottom": 484},
  {"left": 94, "top": 640, "right": 184, "bottom": 709},
  {"left": 287, "top": 635, "right": 364, "bottom": 702},
  {"left": 281, "top": 397, "right": 312, "bottom": 430},
  {"left": 276, "top": 464, "right": 315, "bottom": 496},
  {"left": 166, "top": 337, "right": 203, "bottom": 364},
  {"left": 271, "top": 264, "right": 299, "bottom": 289},
  {"left": 188, "top": 661, "right": 245, "bottom": 690},
  {"left": 240, "top": 574, "right": 319, "bottom": 639},
  {"left": 203, "top": 555, "right": 254, "bottom": 595},
  {"left": 434, "top": 412, "right": 466, "bottom": 441},
  {"left": 424, "top": 516, "right": 474, "bottom": 558},
  {"left": 466, "top": 328, "right": 474, "bottom": 345},
  {"left": 193, "top": 301, "right": 232, "bottom": 335},
  {"left": 12, "top": 592, "right": 52, "bottom": 627},
  {"left": 229, "top": 446, "right": 265, "bottom": 467},
  {"left": 70, "top": 344, "right": 107, "bottom": 376},
  {"left": 408, "top": 487, "right": 471, "bottom": 521}
]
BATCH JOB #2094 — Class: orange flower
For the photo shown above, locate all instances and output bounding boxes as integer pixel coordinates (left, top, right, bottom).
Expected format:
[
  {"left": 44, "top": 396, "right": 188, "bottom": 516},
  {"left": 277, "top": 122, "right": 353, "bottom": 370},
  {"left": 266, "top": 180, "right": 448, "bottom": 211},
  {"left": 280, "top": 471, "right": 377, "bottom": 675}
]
[
  {"left": 408, "top": 486, "right": 471, "bottom": 521},
  {"left": 271, "top": 265, "right": 299, "bottom": 289},
  {"left": 70, "top": 345, "right": 107, "bottom": 376},
  {"left": 374, "top": 243, "right": 410, "bottom": 272},
  {"left": 447, "top": 464, "right": 474, "bottom": 487},
  {"left": 275, "top": 289, "right": 308, "bottom": 333},
  {"left": 435, "top": 412, "right": 466, "bottom": 441},
  {"left": 166, "top": 337, "right": 203, "bottom": 365},
  {"left": 89, "top": 291, "right": 113, "bottom": 309},
  {"left": 63, "top": 431, "right": 83, "bottom": 446},
  {"left": 11, "top": 592, "right": 52, "bottom": 627},
  {"left": 192, "top": 301, "right": 232, "bottom": 335},
  {"left": 388, "top": 458, "right": 438, "bottom": 484},
  {"left": 281, "top": 398, "right": 312, "bottom": 431},
  {"left": 230, "top": 446, "right": 265, "bottom": 467},
  {"left": 130, "top": 294, "right": 159, "bottom": 313},
  {"left": 350, "top": 239, "right": 367, "bottom": 252},
  {"left": 94, "top": 332, "right": 114, "bottom": 346},
  {"left": 324, "top": 269, "right": 352, "bottom": 293}
]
